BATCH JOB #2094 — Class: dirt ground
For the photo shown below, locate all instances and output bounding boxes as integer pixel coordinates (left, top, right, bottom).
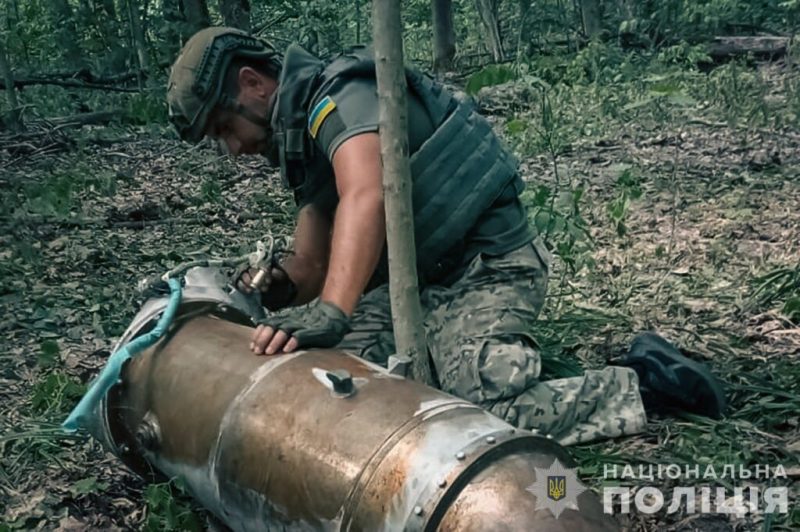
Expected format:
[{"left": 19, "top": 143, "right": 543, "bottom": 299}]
[{"left": 1, "top": 62, "right": 798, "bottom": 530}]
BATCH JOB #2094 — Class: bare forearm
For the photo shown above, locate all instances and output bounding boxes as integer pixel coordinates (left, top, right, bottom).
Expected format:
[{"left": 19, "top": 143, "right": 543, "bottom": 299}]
[
  {"left": 281, "top": 204, "right": 331, "bottom": 305},
  {"left": 321, "top": 193, "right": 385, "bottom": 315},
  {"left": 281, "top": 254, "right": 325, "bottom": 305}
]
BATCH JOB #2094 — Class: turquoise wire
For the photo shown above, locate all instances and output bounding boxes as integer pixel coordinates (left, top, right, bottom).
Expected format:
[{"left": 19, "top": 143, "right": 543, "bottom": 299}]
[{"left": 62, "top": 277, "right": 182, "bottom": 432}]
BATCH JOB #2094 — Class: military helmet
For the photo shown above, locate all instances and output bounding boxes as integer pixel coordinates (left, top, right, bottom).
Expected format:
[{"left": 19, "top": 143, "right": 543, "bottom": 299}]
[{"left": 167, "top": 27, "right": 281, "bottom": 143}]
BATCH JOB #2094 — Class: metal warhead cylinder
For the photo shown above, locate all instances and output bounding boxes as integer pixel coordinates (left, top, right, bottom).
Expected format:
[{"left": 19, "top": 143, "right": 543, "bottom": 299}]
[{"left": 91, "top": 271, "right": 619, "bottom": 531}]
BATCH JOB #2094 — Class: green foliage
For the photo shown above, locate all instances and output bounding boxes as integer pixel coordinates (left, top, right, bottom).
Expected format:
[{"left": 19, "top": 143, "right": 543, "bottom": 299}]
[
  {"left": 534, "top": 305, "right": 632, "bottom": 379},
  {"left": 198, "top": 178, "right": 222, "bottom": 204},
  {"left": 566, "top": 40, "right": 627, "bottom": 84},
  {"left": 70, "top": 476, "right": 109, "bottom": 498},
  {"left": 783, "top": 297, "right": 800, "bottom": 322},
  {"left": 30, "top": 372, "right": 85, "bottom": 415},
  {"left": 526, "top": 184, "right": 594, "bottom": 273},
  {"left": 656, "top": 42, "right": 712, "bottom": 68},
  {"left": 751, "top": 265, "right": 800, "bottom": 312},
  {"left": 611, "top": 0, "right": 792, "bottom": 45},
  {"left": 143, "top": 480, "right": 203, "bottom": 532},
  {"left": 37, "top": 340, "right": 59, "bottom": 369},
  {"left": 127, "top": 91, "right": 168, "bottom": 125},
  {"left": 12, "top": 158, "right": 117, "bottom": 220},
  {"left": 704, "top": 61, "right": 771, "bottom": 128},
  {"left": 465, "top": 64, "right": 516, "bottom": 95},
  {"left": 607, "top": 167, "right": 644, "bottom": 238},
  {"left": 510, "top": 78, "right": 600, "bottom": 274}
]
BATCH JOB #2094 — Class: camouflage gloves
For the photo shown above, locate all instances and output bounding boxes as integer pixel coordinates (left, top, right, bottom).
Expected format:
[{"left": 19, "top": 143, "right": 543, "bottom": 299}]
[{"left": 257, "top": 300, "right": 351, "bottom": 350}]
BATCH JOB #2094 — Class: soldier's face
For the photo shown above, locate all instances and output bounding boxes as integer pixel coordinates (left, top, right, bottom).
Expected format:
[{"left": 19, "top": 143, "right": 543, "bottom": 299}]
[
  {"left": 205, "top": 108, "right": 269, "bottom": 156},
  {"left": 204, "top": 68, "right": 276, "bottom": 156}
]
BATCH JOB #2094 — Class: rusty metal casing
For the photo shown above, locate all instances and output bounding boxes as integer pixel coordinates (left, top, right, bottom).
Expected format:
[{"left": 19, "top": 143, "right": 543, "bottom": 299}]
[{"left": 90, "top": 270, "right": 619, "bottom": 531}]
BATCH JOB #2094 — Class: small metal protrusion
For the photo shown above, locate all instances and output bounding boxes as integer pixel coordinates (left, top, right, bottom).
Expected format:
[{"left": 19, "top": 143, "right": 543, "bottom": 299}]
[
  {"left": 530, "top": 428, "right": 539, "bottom": 435},
  {"left": 326, "top": 369, "right": 354, "bottom": 395},
  {"left": 438, "top": 479, "right": 448, "bottom": 488},
  {"left": 413, "top": 506, "right": 423, "bottom": 516},
  {"left": 119, "top": 443, "right": 130, "bottom": 454},
  {"left": 386, "top": 354, "right": 412, "bottom": 377},
  {"left": 456, "top": 451, "right": 466, "bottom": 460},
  {"left": 486, "top": 436, "right": 496, "bottom": 444},
  {"left": 546, "top": 434, "right": 553, "bottom": 439},
  {"left": 135, "top": 411, "right": 162, "bottom": 451},
  {"left": 248, "top": 268, "right": 270, "bottom": 290}
]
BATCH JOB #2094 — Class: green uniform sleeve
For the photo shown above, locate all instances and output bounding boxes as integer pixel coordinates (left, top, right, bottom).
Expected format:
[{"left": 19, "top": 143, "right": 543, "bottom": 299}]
[{"left": 309, "top": 78, "right": 380, "bottom": 160}]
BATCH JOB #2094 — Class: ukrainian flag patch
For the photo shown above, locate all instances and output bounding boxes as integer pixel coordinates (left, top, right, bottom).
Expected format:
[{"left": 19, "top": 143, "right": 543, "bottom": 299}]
[{"left": 308, "top": 96, "right": 337, "bottom": 138}]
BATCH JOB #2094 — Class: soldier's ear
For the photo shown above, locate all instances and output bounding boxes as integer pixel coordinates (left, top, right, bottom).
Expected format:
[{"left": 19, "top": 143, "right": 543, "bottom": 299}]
[{"left": 238, "top": 66, "right": 266, "bottom": 94}]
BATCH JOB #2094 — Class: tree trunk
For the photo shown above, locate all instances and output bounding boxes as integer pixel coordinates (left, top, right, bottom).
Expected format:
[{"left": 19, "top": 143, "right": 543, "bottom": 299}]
[
  {"left": 162, "top": 0, "right": 185, "bottom": 55},
  {"left": 7, "top": 0, "right": 30, "bottom": 67},
  {"left": 219, "top": 0, "right": 251, "bottom": 31},
  {"left": 47, "top": 0, "right": 85, "bottom": 67},
  {"left": 580, "top": 0, "right": 602, "bottom": 39},
  {"left": 372, "top": 0, "right": 433, "bottom": 386},
  {"left": 517, "top": 0, "right": 532, "bottom": 57},
  {"left": 432, "top": 0, "right": 456, "bottom": 72},
  {"left": 127, "top": 0, "right": 151, "bottom": 83},
  {"left": 101, "top": 0, "right": 118, "bottom": 19},
  {"left": 182, "top": 0, "right": 210, "bottom": 35},
  {"left": 355, "top": 0, "right": 361, "bottom": 42},
  {"left": 0, "top": 37, "right": 22, "bottom": 131},
  {"left": 474, "top": 0, "right": 505, "bottom": 61},
  {"left": 707, "top": 36, "right": 789, "bottom": 60}
]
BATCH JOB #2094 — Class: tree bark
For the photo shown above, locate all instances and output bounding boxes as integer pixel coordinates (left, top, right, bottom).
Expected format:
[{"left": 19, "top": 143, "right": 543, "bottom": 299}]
[
  {"left": 474, "top": 0, "right": 505, "bottom": 61},
  {"left": 579, "top": 0, "right": 602, "bottom": 39},
  {"left": 47, "top": 0, "right": 85, "bottom": 68},
  {"left": 432, "top": 0, "right": 456, "bottom": 72},
  {"left": 127, "top": 0, "right": 151, "bottom": 83},
  {"left": 707, "top": 36, "right": 789, "bottom": 60},
  {"left": 516, "top": 0, "right": 533, "bottom": 57},
  {"left": 355, "top": 0, "right": 362, "bottom": 42},
  {"left": 0, "top": 37, "right": 22, "bottom": 131},
  {"left": 0, "top": 78, "right": 139, "bottom": 92},
  {"left": 219, "top": 0, "right": 251, "bottom": 31},
  {"left": 182, "top": 0, "right": 210, "bottom": 35},
  {"left": 162, "top": 0, "right": 185, "bottom": 55},
  {"left": 372, "top": 0, "right": 433, "bottom": 386}
]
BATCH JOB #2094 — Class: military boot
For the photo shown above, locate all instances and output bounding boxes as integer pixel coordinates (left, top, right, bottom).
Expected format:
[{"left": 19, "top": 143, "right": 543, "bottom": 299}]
[{"left": 620, "top": 332, "right": 727, "bottom": 419}]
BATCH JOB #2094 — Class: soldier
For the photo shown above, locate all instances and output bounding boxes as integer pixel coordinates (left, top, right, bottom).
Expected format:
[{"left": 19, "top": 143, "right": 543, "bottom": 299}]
[{"left": 167, "top": 27, "right": 725, "bottom": 445}]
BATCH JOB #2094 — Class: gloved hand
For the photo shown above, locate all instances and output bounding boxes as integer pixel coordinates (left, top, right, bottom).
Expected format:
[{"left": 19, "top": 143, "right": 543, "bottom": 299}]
[
  {"left": 251, "top": 300, "right": 351, "bottom": 354},
  {"left": 233, "top": 259, "right": 297, "bottom": 311}
]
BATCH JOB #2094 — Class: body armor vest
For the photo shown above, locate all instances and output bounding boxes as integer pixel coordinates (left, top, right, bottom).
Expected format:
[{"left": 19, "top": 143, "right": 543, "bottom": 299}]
[{"left": 271, "top": 46, "right": 523, "bottom": 277}]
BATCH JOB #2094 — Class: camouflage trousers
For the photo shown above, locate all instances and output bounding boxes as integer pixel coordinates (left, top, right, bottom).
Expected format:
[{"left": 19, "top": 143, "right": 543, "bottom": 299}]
[{"left": 337, "top": 239, "right": 647, "bottom": 446}]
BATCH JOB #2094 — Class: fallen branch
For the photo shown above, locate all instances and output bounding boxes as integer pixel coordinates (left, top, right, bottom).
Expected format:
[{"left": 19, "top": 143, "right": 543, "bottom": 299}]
[
  {"left": 49, "top": 111, "right": 122, "bottom": 129},
  {"left": 0, "top": 212, "right": 268, "bottom": 231},
  {"left": 0, "top": 78, "right": 139, "bottom": 92},
  {"left": 707, "top": 36, "right": 790, "bottom": 60}
]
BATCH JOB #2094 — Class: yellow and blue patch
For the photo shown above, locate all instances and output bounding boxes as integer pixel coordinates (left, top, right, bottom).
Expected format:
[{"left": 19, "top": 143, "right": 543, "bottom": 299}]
[{"left": 308, "top": 96, "right": 337, "bottom": 138}]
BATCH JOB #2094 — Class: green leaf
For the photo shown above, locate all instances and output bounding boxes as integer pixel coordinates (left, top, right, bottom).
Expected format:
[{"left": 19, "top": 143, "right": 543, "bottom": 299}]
[
  {"left": 37, "top": 340, "right": 59, "bottom": 368},
  {"left": 533, "top": 185, "right": 551, "bottom": 207},
  {"left": 783, "top": 297, "right": 800, "bottom": 322},
  {"left": 465, "top": 65, "right": 516, "bottom": 95},
  {"left": 70, "top": 476, "right": 108, "bottom": 497},
  {"left": 506, "top": 119, "right": 527, "bottom": 135}
]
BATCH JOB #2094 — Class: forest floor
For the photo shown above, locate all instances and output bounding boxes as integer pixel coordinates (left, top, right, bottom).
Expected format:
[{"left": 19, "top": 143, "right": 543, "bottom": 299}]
[{"left": 1, "top": 57, "right": 799, "bottom": 531}]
